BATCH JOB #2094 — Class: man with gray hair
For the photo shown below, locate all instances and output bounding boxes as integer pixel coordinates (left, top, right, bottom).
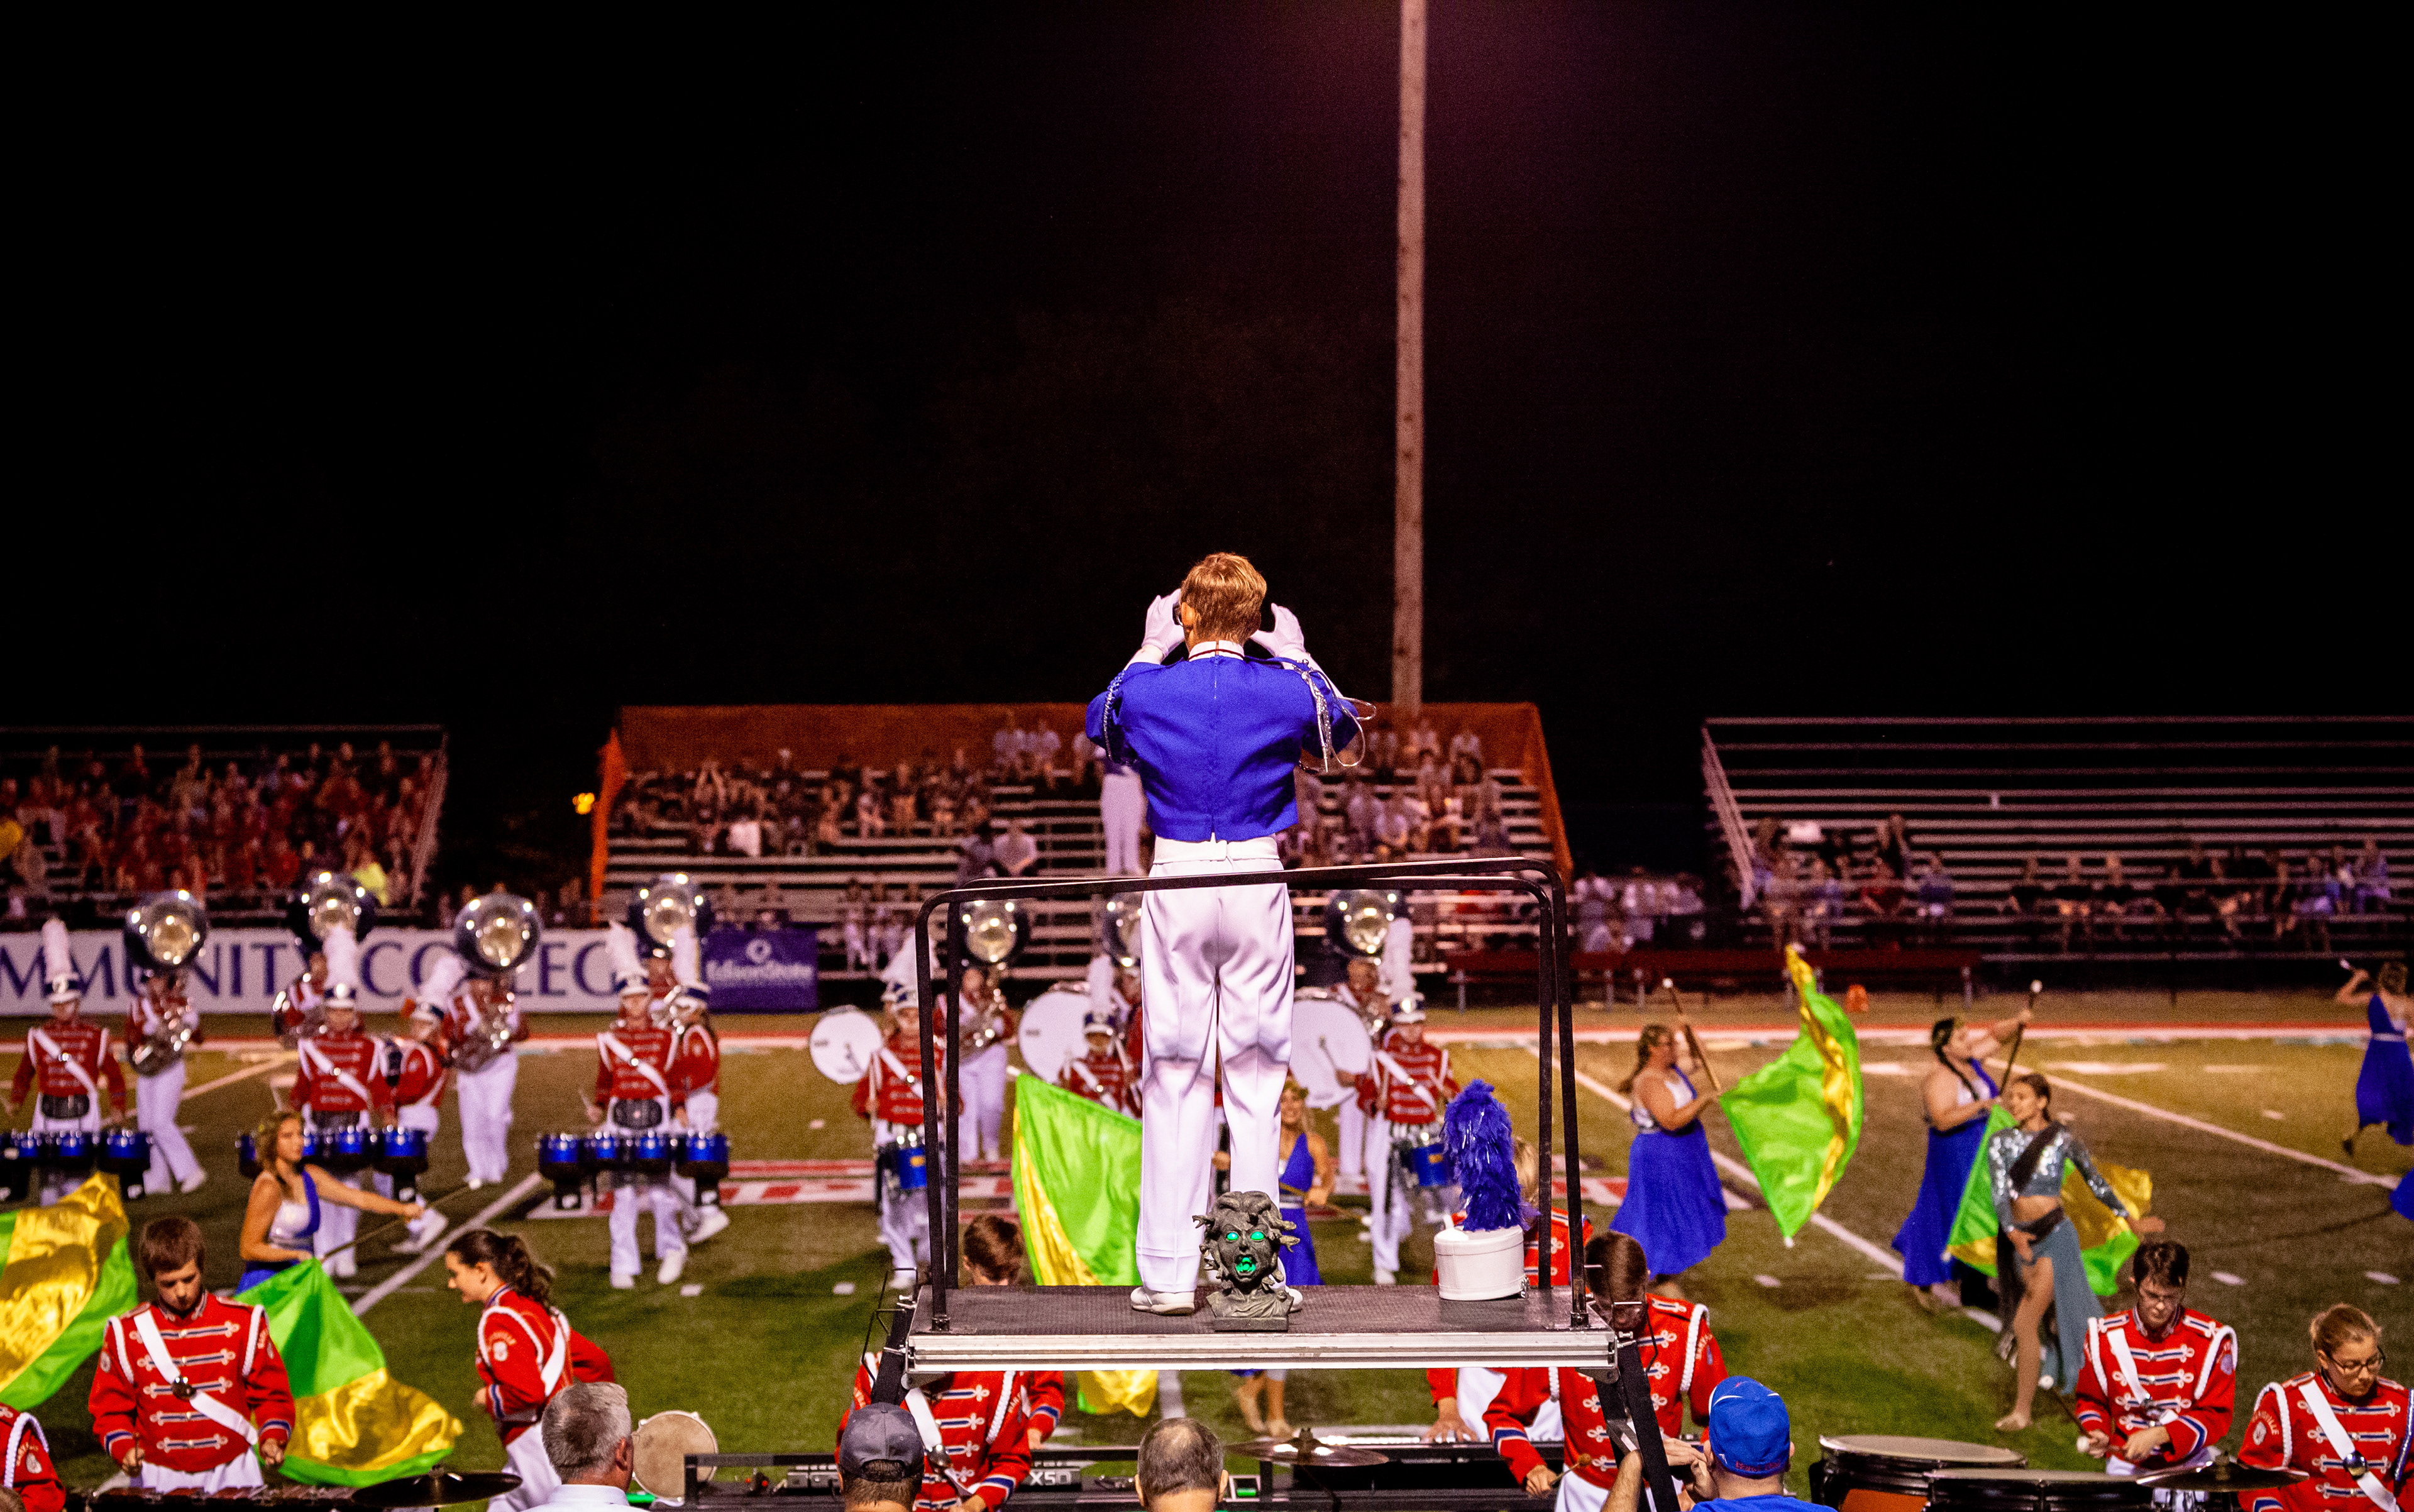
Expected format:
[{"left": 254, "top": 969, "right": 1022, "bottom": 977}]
[
  {"left": 534, "top": 1382, "right": 635, "bottom": 1509},
  {"left": 1135, "top": 1418, "right": 1224, "bottom": 1512}
]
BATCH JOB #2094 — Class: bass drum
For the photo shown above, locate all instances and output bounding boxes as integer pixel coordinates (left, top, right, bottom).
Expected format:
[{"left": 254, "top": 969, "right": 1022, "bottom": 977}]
[
  {"left": 632, "top": 1410, "right": 719, "bottom": 1503},
  {"left": 809, "top": 1009, "right": 888, "bottom": 1085},
  {"left": 1291, "top": 995, "right": 1373, "bottom": 1109},
  {"left": 1809, "top": 1437, "right": 2025, "bottom": 1512},
  {"left": 1015, "top": 990, "right": 1092, "bottom": 1085}
]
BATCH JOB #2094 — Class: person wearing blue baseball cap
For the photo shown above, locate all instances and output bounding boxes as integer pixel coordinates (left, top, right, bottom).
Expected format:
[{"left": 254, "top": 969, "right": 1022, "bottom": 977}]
[{"left": 1676, "top": 1377, "right": 1819, "bottom": 1512}]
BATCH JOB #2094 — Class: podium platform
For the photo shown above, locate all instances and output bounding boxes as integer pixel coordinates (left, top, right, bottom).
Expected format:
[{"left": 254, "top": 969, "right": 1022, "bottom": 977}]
[{"left": 906, "top": 1284, "right": 1611, "bottom": 1374}]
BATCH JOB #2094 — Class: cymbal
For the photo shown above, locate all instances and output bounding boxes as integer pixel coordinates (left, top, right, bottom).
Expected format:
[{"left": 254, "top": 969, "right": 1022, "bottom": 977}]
[
  {"left": 1228, "top": 1436, "right": 1389, "bottom": 1467},
  {"left": 353, "top": 1471, "right": 526, "bottom": 1507},
  {"left": 2137, "top": 1459, "right": 2307, "bottom": 1493}
]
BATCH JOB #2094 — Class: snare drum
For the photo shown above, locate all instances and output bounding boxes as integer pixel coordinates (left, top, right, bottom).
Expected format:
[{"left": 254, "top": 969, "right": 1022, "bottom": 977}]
[
  {"left": 883, "top": 1131, "right": 930, "bottom": 1193},
  {"left": 300, "top": 1128, "right": 322, "bottom": 1164},
  {"left": 378, "top": 1125, "right": 429, "bottom": 1175},
  {"left": 1925, "top": 1469, "right": 2149, "bottom": 1512},
  {"left": 1397, "top": 1137, "right": 1451, "bottom": 1189},
  {"left": 678, "top": 1131, "right": 729, "bottom": 1206},
  {"left": 45, "top": 1130, "right": 97, "bottom": 1174},
  {"left": 585, "top": 1131, "right": 629, "bottom": 1171},
  {"left": 631, "top": 1130, "right": 675, "bottom": 1174},
  {"left": 101, "top": 1129, "right": 154, "bottom": 1188},
  {"left": 1810, "top": 1437, "right": 2026, "bottom": 1512},
  {"left": 236, "top": 1131, "right": 262, "bottom": 1180},
  {"left": 322, "top": 1124, "right": 373, "bottom": 1174},
  {"left": 1, "top": 1130, "right": 33, "bottom": 1203}
]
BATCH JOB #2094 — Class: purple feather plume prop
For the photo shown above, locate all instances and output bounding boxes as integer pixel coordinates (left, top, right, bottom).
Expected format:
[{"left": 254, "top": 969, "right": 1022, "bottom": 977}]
[{"left": 1443, "top": 1079, "right": 1524, "bottom": 1232}]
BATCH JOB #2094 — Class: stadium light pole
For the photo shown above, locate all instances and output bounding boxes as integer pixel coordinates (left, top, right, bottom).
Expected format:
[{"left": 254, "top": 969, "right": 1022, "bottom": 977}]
[{"left": 1393, "top": 0, "right": 1426, "bottom": 717}]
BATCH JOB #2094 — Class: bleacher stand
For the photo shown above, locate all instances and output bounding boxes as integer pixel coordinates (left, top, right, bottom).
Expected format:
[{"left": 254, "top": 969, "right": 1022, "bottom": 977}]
[
  {"left": 0, "top": 727, "right": 448, "bottom": 928},
  {"left": 1701, "top": 715, "right": 2408, "bottom": 965}
]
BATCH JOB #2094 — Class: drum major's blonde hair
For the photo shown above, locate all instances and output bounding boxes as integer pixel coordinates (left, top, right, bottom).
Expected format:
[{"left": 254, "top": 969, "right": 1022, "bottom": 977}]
[{"left": 1180, "top": 553, "right": 1267, "bottom": 643}]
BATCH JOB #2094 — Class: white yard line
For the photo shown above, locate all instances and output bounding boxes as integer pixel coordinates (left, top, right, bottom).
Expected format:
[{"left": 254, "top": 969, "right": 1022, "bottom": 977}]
[
  {"left": 352, "top": 1172, "right": 546, "bottom": 1316},
  {"left": 2036, "top": 1074, "right": 2398, "bottom": 1188},
  {"left": 179, "top": 1054, "right": 293, "bottom": 1102},
  {"left": 1524, "top": 1049, "right": 1906, "bottom": 1276}
]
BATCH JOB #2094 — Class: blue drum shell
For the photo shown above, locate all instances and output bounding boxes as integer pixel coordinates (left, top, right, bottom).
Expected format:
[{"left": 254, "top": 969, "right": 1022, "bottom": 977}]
[
  {"left": 48, "top": 1130, "right": 97, "bottom": 1173},
  {"left": 322, "top": 1126, "right": 373, "bottom": 1173},
  {"left": 237, "top": 1132, "right": 262, "bottom": 1180},
  {"left": 629, "top": 1132, "right": 674, "bottom": 1174},
  {"left": 1402, "top": 1140, "right": 1452, "bottom": 1189},
  {"left": 583, "top": 1132, "right": 629, "bottom": 1170},
  {"left": 676, "top": 1130, "right": 730, "bottom": 1178},
  {"left": 536, "top": 1134, "right": 585, "bottom": 1179},
  {"left": 886, "top": 1140, "right": 930, "bottom": 1193}
]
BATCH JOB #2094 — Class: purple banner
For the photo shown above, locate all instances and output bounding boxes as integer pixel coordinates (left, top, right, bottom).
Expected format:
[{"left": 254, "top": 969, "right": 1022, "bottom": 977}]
[{"left": 702, "top": 925, "right": 820, "bottom": 1012}]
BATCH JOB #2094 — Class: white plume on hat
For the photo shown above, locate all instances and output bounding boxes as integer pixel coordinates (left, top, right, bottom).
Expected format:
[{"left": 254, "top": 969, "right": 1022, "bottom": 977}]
[
  {"left": 42, "top": 919, "right": 80, "bottom": 1001},
  {"left": 418, "top": 952, "right": 466, "bottom": 1009},
  {"left": 607, "top": 922, "right": 648, "bottom": 995},
  {"left": 671, "top": 923, "right": 700, "bottom": 989},
  {"left": 324, "top": 924, "right": 361, "bottom": 1000}
]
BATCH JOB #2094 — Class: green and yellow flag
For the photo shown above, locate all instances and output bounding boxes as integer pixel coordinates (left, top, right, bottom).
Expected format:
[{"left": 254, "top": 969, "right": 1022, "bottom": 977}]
[
  {"left": 236, "top": 1260, "right": 460, "bottom": 1484},
  {"left": 1009, "top": 1074, "right": 1156, "bottom": 1418},
  {"left": 1944, "top": 1107, "right": 2152, "bottom": 1298},
  {"left": 1717, "top": 946, "right": 1864, "bottom": 1241},
  {"left": 0, "top": 1174, "right": 137, "bottom": 1408}
]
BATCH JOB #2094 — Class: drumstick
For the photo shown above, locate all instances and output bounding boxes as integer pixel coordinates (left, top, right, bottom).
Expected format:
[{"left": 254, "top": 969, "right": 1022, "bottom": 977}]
[
  {"left": 312, "top": 1180, "right": 493, "bottom": 1262},
  {"left": 1665, "top": 978, "right": 1721, "bottom": 1095}
]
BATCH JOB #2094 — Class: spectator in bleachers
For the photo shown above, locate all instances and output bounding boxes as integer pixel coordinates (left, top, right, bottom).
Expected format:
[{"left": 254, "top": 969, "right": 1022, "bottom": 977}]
[
  {"left": 2005, "top": 857, "right": 2047, "bottom": 946},
  {"left": 957, "top": 822, "right": 1001, "bottom": 885},
  {"left": 1760, "top": 853, "right": 1802, "bottom": 949},
  {"left": 1068, "top": 732, "right": 1102, "bottom": 795},
  {"left": 2168, "top": 838, "right": 2220, "bottom": 939},
  {"left": 1408, "top": 716, "right": 1440, "bottom": 765},
  {"left": 2052, "top": 855, "right": 2093, "bottom": 951},
  {"left": 1365, "top": 719, "right": 1399, "bottom": 783},
  {"left": 1029, "top": 722, "right": 1063, "bottom": 786},
  {"left": 2279, "top": 856, "right": 2334, "bottom": 952},
  {"left": 1572, "top": 866, "right": 1617, "bottom": 955},
  {"left": 1376, "top": 793, "right": 1413, "bottom": 855},
  {"left": 1914, "top": 855, "right": 1954, "bottom": 944},
  {"left": 1343, "top": 775, "right": 1379, "bottom": 849},
  {"left": 2095, "top": 856, "right": 2137, "bottom": 941},
  {"left": 1859, "top": 858, "right": 1907, "bottom": 949},
  {"left": 2218, "top": 846, "right": 2272, "bottom": 939},
  {"left": 2354, "top": 837, "right": 2393, "bottom": 913},
  {"left": 1873, "top": 814, "right": 1910, "bottom": 880},
  {"left": 996, "top": 818, "right": 1040, "bottom": 878},
  {"left": 1800, "top": 858, "right": 1843, "bottom": 950},
  {"left": 992, "top": 714, "right": 1026, "bottom": 776},
  {"left": 1448, "top": 726, "right": 1482, "bottom": 768},
  {"left": 1472, "top": 805, "right": 1511, "bottom": 857}
]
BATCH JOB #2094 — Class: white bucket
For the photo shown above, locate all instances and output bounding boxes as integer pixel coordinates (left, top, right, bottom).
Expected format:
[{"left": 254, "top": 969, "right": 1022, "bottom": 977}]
[{"left": 1433, "top": 1224, "right": 1524, "bottom": 1300}]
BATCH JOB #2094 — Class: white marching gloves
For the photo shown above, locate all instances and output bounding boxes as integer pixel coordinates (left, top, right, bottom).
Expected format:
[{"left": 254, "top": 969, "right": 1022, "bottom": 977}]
[
  {"left": 1251, "top": 603, "right": 1316, "bottom": 668},
  {"left": 1133, "top": 590, "right": 1185, "bottom": 665}
]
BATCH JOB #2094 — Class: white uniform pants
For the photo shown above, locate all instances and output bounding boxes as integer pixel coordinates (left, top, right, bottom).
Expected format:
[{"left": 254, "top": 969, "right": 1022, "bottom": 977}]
[
  {"left": 1336, "top": 1097, "right": 1367, "bottom": 1181},
  {"left": 490, "top": 1426, "right": 562, "bottom": 1512},
  {"left": 959, "top": 1045, "right": 1009, "bottom": 1162},
  {"left": 1369, "top": 1116, "right": 1452, "bottom": 1275},
  {"left": 136, "top": 1062, "right": 199, "bottom": 1190},
  {"left": 679, "top": 1091, "right": 720, "bottom": 1213},
  {"left": 872, "top": 1119, "right": 932, "bottom": 1274},
  {"left": 609, "top": 1171, "right": 688, "bottom": 1277},
  {"left": 33, "top": 1107, "right": 103, "bottom": 1206},
  {"left": 1135, "top": 837, "right": 1292, "bottom": 1293},
  {"left": 1557, "top": 1469, "right": 1613, "bottom": 1512},
  {"left": 456, "top": 1054, "right": 518, "bottom": 1185},
  {"left": 1101, "top": 771, "right": 1146, "bottom": 875},
  {"left": 138, "top": 1454, "right": 265, "bottom": 1492}
]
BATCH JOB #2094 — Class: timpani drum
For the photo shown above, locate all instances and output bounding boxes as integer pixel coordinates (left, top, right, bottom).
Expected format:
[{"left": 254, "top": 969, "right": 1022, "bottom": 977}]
[
  {"left": 1925, "top": 1469, "right": 2150, "bottom": 1512},
  {"left": 1809, "top": 1436, "right": 2026, "bottom": 1512}
]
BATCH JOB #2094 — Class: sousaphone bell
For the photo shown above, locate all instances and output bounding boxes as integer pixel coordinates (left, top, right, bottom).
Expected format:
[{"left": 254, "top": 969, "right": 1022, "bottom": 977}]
[
  {"left": 287, "top": 869, "right": 378, "bottom": 955},
  {"left": 1323, "top": 889, "right": 1400, "bottom": 958},
  {"left": 451, "top": 893, "right": 541, "bottom": 1073},
  {"left": 1098, "top": 894, "right": 1142, "bottom": 968},
  {"left": 125, "top": 891, "right": 209, "bottom": 1076},
  {"left": 629, "top": 872, "right": 715, "bottom": 956}
]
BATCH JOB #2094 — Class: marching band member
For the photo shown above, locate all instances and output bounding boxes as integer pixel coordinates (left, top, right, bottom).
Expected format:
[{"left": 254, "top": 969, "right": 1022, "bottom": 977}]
[
  {"left": 126, "top": 965, "right": 206, "bottom": 1194},
  {"left": 957, "top": 966, "right": 1016, "bottom": 1164},
  {"left": 1608, "top": 1024, "right": 1728, "bottom": 1300},
  {"left": 1330, "top": 955, "right": 1386, "bottom": 1185},
  {"left": 1056, "top": 1007, "right": 1136, "bottom": 1116},
  {"left": 271, "top": 942, "right": 330, "bottom": 1047},
  {"left": 446, "top": 968, "right": 528, "bottom": 1190},
  {"left": 2239, "top": 1303, "right": 2409, "bottom": 1512},
  {"left": 959, "top": 1216, "right": 1066, "bottom": 1453},
  {"left": 1483, "top": 1233, "right": 1727, "bottom": 1511},
  {"left": 0, "top": 1397, "right": 65, "bottom": 1512},
  {"left": 289, "top": 927, "right": 392, "bottom": 1278},
  {"left": 2075, "top": 1240, "right": 2237, "bottom": 1476},
  {"left": 8, "top": 921, "right": 128, "bottom": 1205},
  {"left": 854, "top": 991, "right": 942, "bottom": 1285},
  {"left": 1084, "top": 554, "right": 1357, "bottom": 1313},
  {"left": 1426, "top": 1138, "right": 1596, "bottom": 1441},
  {"left": 238, "top": 1109, "right": 422, "bottom": 1289},
  {"left": 595, "top": 955, "right": 689, "bottom": 1287},
  {"left": 443, "top": 1228, "right": 616, "bottom": 1512},
  {"left": 1356, "top": 998, "right": 1457, "bottom": 1284},
  {"left": 90, "top": 1217, "right": 294, "bottom": 1493},
  {"left": 385, "top": 976, "right": 455, "bottom": 1252},
  {"left": 665, "top": 925, "right": 732, "bottom": 1245}
]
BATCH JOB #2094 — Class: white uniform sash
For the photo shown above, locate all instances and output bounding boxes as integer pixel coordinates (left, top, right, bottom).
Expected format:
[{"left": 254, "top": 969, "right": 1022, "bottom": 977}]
[
  {"left": 491, "top": 1302, "right": 571, "bottom": 1398},
  {"left": 903, "top": 1389, "right": 976, "bottom": 1495},
  {"left": 1372, "top": 1049, "right": 1441, "bottom": 1112},
  {"left": 2296, "top": 1377, "right": 2399, "bottom": 1512},
  {"left": 130, "top": 1309, "right": 260, "bottom": 1446},
  {"left": 297, "top": 1040, "right": 374, "bottom": 1109},
  {"left": 877, "top": 1049, "right": 922, "bottom": 1090},
  {"left": 598, "top": 1033, "right": 673, "bottom": 1114},
  {"left": 2104, "top": 1327, "right": 2173, "bottom": 1423},
  {"left": 28, "top": 1029, "right": 98, "bottom": 1096}
]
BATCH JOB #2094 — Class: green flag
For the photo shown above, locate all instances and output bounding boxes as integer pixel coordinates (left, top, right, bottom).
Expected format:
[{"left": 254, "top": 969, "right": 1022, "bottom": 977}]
[
  {"left": 1008, "top": 1074, "right": 1155, "bottom": 1416},
  {"left": 1944, "top": 1108, "right": 2154, "bottom": 1298},
  {"left": 1716, "top": 946, "right": 1864, "bottom": 1240},
  {"left": 238, "top": 1261, "right": 461, "bottom": 1485},
  {"left": 0, "top": 1176, "right": 137, "bottom": 1408}
]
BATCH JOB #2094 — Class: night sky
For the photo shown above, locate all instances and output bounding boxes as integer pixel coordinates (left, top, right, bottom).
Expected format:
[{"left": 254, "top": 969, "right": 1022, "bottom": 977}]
[{"left": 23, "top": 6, "right": 2373, "bottom": 888}]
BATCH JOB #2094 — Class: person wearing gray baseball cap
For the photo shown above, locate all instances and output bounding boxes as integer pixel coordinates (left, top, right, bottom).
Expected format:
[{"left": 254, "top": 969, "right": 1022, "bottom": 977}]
[{"left": 835, "top": 1404, "right": 924, "bottom": 1512}]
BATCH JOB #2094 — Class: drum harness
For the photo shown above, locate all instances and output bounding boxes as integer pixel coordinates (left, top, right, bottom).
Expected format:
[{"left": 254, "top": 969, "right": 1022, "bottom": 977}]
[
  {"left": 598, "top": 1032, "right": 674, "bottom": 1131},
  {"left": 900, "top": 1370, "right": 1021, "bottom": 1500},
  {"left": 123, "top": 1305, "right": 272, "bottom": 1445},
  {"left": 2294, "top": 1379, "right": 2400, "bottom": 1511},
  {"left": 27, "top": 1027, "right": 97, "bottom": 1122},
  {"left": 297, "top": 1040, "right": 379, "bottom": 1128}
]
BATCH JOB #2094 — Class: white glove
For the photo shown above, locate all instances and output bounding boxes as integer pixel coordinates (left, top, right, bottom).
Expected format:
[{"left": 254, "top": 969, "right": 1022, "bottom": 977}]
[
  {"left": 1250, "top": 603, "right": 1316, "bottom": 667},
  {"left": 1133, "top": 591, "right": 1184, "bottom": 664}
]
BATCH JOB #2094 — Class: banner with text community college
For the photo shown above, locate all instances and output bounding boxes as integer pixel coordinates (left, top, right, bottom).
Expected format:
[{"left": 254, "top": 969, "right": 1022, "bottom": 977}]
[{"left": 0, "top": 927, "right": 817, "bottom": 1017}]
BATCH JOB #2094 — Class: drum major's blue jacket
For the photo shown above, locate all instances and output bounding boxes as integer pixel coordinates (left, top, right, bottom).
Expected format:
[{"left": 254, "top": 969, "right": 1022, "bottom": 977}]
[{"left": 1086, "top": 653, "right": 1355, "bottom": 844}]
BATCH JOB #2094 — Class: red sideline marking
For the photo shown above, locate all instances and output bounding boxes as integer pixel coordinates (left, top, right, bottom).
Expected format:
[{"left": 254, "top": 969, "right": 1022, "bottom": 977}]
[{"left": 529, "top": 1173, "right": 1016, "bottom": 1217}]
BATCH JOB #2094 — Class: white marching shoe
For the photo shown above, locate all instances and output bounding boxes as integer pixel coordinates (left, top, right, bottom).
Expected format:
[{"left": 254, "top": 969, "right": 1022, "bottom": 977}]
[
  {"left": 658, "top": 1250, "right": 688, "bottom": 1285},
  {"left": 612, "top": 1271, "right": 637, "bottom": 1290},
  {"left": 1129, "top": 1286, "right": 1198, "bottom": 1316},
  {"left": 687, "top": 1208, "right": 732, "bottom": 1245},
  {"left": 179, "top": 1169, "right": 209, "bottom": 1193},
  {"left": 1374, "top": 1267, "right": 1398, "bottom": 1286}
]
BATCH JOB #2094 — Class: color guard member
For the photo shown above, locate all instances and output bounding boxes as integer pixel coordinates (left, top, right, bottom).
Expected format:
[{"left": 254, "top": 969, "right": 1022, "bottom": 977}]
[
  {"left": 9, "top": 921, "right": 130, "bottom": 1205},
  {"left": 2239, "top": 1303, "right": 2408, "bottom": 1512},
  {"left": 1084, "top": 555, "right": 1358, "bottom": 1313},
  {"left": 1057, "top": 1008, "right": 1136, "bottom": 1116},
  {"left": 89, "top": 1217, "right": 294, "bottom": 1493},
  {"left": 854, "top": 993, "right": 942, "bottom": 1284},
  {"left": 444, "top": 1228, "right": 615, "bottom": 1512},
  {"left": 1356, "top": 998, "right": 1457, "bottom": 1284},
  {"left": 1, "top": 1400, "right": 67, "bottom": 1512},
  {"left": 595, "top": 961, "right": 688, "bottom": 1287},
  {"left": 2075, "top": 1240, "right": 2237, "bottom": 1475},
  {"left": 289, "top": 927, "right": 392, "bottom": 1278},
  {"left": 126, "top": 964, "right": 206, "bottom": 1194}
]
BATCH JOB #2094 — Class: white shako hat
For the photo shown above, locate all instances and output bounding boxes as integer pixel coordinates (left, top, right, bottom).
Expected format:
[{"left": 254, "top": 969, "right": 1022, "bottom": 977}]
[
  {"left": 43, "top": 919, "right": 84, "bottom": 1003},
  {"left": 1389, "top": 994, "right": 1427, "bottom": 1025},
  {"left": 324, "top": 924, "right": 363, "bottom": 1006},
  {"left": 671, "top": 922, "right": 702, "bottom": 989},
  {"left": 608, "top": 922, "right": 649, "bottom": 998}
]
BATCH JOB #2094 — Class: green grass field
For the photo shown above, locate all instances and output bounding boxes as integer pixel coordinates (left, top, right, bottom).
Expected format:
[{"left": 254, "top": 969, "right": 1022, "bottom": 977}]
[{"left": 10, "top": 995, "right": 2408, "bottom": 1500}]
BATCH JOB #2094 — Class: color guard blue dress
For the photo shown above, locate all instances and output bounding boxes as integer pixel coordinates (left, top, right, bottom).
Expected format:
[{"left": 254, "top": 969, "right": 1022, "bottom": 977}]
[
  {"left": 1609, "top": 1068, "right": 1726, "bottom": 1277},
  {"left": 2353, "top": 995, "right": 2413, "bottom": 1145},
  {"left": 1276, "top": 1132, "right": 1321, "bottom": 1285},
  {"left": 1893, "top": 1062, "right": 1998, "bottom": 1287}
]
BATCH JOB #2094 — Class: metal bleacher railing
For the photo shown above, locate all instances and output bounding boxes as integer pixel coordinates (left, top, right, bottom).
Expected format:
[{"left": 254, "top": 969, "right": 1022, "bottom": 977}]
[{"left": 1701, "top": 714, "right": 2410, "bottom": 963}]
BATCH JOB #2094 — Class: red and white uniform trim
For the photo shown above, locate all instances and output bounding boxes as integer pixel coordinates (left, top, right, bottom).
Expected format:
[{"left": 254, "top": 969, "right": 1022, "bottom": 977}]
[
  {"left": 1027, "top": 1371, "right": 1066, "bottom": 1438},
  {"left": 89, "top": 1298, "right": 294, "bottom": 1474},
  {"left": 2, "top": 1402, "right": 67, "bottom": 1512},
  {"left": 1480, "top": 1294, "right": 1724, "bottom": 1472},
  {"left": 1355, "top": 1034, "right": 1456, "bottom": 1127},
  {"left": 1057, "top": 1046, "right": 1135, "bottom": 1116},
  {"left": 126, "top": 988, "right": 201, "bottom": 1059},
  {"left": 853, "top": 1030, "right": 942, "bottom": 1131},
  {"left": 292, "top": 1030, "right": 392, "bottom": 1117},
  {"left": 2073, "top": 1308, "right": 2237, "bottom": 1471},
  {"left": 11, "top": 1018, "right": 127, "bottom": 1113},
  {"left": 475, "top": 1286, "right": 614, "bottom": 1446},
  {"left": 842, "top": 1361, "right": 1032, "bottom": 1512},
  {"left": 594, "top": 1022, "right": 681, "bottom": 1115},
  {"left": 671, "top": 1022, "right": 721, "bottom": 1100},
  {"left": 2239, "top": 1371, "right": 2411, "bottom": 1512},
  {"left": 389, "top": 1037, "right": 448, "bottom": 1112}
]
